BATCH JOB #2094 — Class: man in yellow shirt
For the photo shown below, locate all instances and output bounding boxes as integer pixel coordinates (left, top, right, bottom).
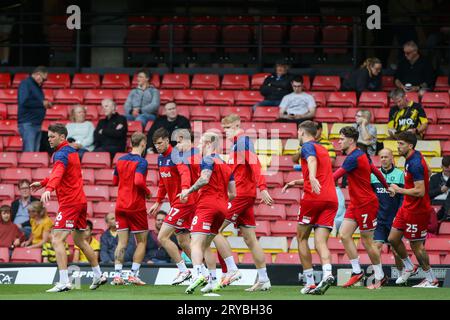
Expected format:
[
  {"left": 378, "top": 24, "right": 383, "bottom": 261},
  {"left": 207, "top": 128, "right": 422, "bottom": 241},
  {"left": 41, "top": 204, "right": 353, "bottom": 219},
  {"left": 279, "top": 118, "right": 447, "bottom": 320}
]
[{"left": 73, "top": 220, "right": 100, "bottom": 263}]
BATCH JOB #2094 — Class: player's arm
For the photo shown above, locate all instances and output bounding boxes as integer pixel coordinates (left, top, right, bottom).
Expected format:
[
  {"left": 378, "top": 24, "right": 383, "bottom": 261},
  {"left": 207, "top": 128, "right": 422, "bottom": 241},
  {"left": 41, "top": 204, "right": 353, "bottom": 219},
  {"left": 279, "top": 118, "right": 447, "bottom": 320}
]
[
  {"left": 135, "top": 160, "right": 151, "bottom": 196},
  {"left": 183, "top": 168, "right": 212, "bottom": 198},
  {"left": 333, "top": 155, "right": 357, "bottom": 181},
  {"left": 282, "top": 179, "right": 304, "bottom": 193},
  {"left": 228, "top": 174, "right": 236, "bottom": 201},
  {"left": 390, "top": 180, "right": 425, "bottom": 198},
  {"left": 176, "top": 163, "right": 192, "bottom": 191},
  {"left": 39, "top": 151, "right": 68, "bottom": 203},
  {"left": 306, "top": 155, "right": 321, "bottom": 194},
  {"left": 149, "top": 172, "right": 166, "bottom": 216},
  {"left": 370, "top": 163, "right": 389, "bottom": 189}
]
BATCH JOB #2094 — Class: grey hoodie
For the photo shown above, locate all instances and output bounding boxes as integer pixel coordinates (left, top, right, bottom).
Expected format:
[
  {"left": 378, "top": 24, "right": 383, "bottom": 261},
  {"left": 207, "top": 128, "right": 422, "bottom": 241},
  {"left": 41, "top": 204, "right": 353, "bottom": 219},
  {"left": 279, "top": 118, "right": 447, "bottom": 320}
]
[{"left": 124, "top": 86, "right": 160, "bottom": 116}]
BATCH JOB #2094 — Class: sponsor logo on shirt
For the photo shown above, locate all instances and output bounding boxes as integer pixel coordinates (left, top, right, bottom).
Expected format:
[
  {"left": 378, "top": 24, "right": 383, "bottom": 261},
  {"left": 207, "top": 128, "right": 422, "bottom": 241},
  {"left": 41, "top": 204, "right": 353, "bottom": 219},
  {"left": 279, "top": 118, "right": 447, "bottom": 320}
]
[
  {"left": 202, "top": 222, "right": 211, "bottom": 231},
  {"left": 301, "top": 216, "right": 311, "bottom": 224},
  {"left": 66, "top": 220, "right": 74, "bottom": 228},
  {"left": 398, "top": 118, "right": 415, "bottom": 126},
  {"left": 421, "top": 230, "right": 427, "bottom": 237},
  {"left": 160, "top": 172, "right": 172, "bottom": 178}
]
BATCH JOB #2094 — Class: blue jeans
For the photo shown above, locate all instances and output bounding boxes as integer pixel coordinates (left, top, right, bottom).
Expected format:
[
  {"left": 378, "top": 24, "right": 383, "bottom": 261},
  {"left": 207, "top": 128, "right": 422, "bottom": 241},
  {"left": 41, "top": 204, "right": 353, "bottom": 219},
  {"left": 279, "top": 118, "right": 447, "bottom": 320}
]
[
  {"left": 126, "top": 113, "right": 156, "bottom": 128},
  {"left": 18, "top": 122, "right": 42, "bottom": 152}
]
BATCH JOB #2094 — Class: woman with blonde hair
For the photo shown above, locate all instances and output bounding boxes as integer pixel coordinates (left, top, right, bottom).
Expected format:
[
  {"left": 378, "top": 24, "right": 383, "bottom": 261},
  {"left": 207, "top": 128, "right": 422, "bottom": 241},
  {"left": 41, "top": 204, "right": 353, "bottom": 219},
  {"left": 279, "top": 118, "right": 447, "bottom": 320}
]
[
  {"left": 341, "top": 57, "right": 383, "bottom": 95},
  {"left": 21, "top": 201, "right": 53, "bottom": 249},
  {"left": 66, "top": 105, "right": 95, "bottom": 159}
]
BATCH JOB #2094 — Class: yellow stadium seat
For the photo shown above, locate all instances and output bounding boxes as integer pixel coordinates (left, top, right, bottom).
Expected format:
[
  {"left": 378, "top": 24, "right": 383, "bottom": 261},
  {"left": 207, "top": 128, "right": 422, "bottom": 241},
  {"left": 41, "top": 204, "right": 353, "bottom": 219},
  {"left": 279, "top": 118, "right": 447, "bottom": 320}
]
[
  {"left": 430, "top": 157, "right": 443, "bottom": 173},
  {"left": 416, "top": 140, "right": 441, "bottom": 157},
  {"left": 374, "top": 124, "right": 389, "bottom": 140},
  {"left": 220, "top": 236, "right": 250, "bottom": 253},
  {"left": 329, "top": 123, "right": 351, "bottom": 139},
  {"left": 394, "top": 156, "right": 405, "bottom": 169},
  {"left": 283, "top": 139, "right": 300, "bottom": 155},
  {"left": 321, "top": 122, "right": 329, "bottom": 140},
  {"left": 259, "top": 236, "right": 288, "bottom": 253},
  {"left": 255, "top": 139, "right": 283, "bottom": 155},
  {"left": 288, "top": 237, "right": 316, "bottom": 253},
  {"left": 257, "top": 154, "right": 271, "bottom": 169},
  {"left": 383, "top": 140, "right": 399, "bottom": 155},
  {"left": 221, "top": 224, "right": 238, "bottom": 237}
]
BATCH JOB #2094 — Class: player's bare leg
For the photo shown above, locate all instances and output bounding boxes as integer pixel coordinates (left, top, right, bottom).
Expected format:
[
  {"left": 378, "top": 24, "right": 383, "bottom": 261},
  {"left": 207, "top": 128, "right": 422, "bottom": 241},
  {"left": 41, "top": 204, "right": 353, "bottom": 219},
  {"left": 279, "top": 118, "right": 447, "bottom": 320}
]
[
  {"left": 360, "top": 231, "right": 387, "bottom": 289},
  {"left": 311, "top": 227, "right": 335, "bottom": 295},
  {"left": 201, "top": 246, "right": 220, "bottom": 293},
  {"left": 112, "top": 230, "right": 129, "bottom": 285},
  {"left": 73, "top": 229, "right": 106, "bottom": 290},
  {"left": 410, "top": 240, "right": 438, "bottom": 288},
  {"left": 297, "top": 224, "right": 315, "bottom": 294},
  {"left": 46, "top": 230, "right": 72, "bottom": 292},
  {"left": 176, "top": 231, "right": 192, "bottom": 258},
  {"left": 186, "top": 233, "right": 211, "bottom": 294},
  {"left": 128, "top": 231, "right": 148, "bottom": 285},
  {"left": 339, "top": 219, "right": 365, "bottom": 287},
  {"left": 213, "top": 233, "right": 241, "bottom": 287},
  {"left": 388, "top": 228, "right": 418, "bottom": 285},
  {"left": 375, "top": 242, "right": 404, "bottom": 273}
]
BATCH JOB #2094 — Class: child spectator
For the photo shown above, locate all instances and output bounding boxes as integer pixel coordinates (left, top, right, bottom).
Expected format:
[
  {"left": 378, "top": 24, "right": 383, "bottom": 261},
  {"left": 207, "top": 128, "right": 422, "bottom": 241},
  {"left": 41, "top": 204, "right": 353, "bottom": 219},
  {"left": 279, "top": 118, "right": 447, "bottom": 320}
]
[{"left": 0, "top": 205, "right": 25, "bottom": 249}]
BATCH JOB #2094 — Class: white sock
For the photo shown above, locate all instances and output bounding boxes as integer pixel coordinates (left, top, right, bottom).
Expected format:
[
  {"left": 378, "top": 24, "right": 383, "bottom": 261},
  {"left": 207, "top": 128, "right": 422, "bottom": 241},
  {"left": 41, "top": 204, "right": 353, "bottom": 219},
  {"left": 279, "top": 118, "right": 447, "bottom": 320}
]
[
  {"left": 201, "top": 264, "right": 209, "bottom": 277},
  {"left": 322, "top": 264, "right": 332, "bottom": 279},
  {"left": 131, "top": 262, "right": 141, "bottom": 276},
  {"left": 373, "top": 263, "right": 384, "bottom": 280},
  {"left": 402, "top": 257, "right": 414, "bottom": 270},
  {"left": 304, "top": 268, "right": 315, "bottom": 286},
  {"left": 114, "top": 263, "right": 122, "bottom": 272},
  {"left": 92, "top": 265, "right": 102, "bottom": 278},
  {"left": 176, "top": 260, "right": 188, "bottom": 273},
  {"left": 257, "top": 267, "right": 269, "bottom": 282},
  {"left": 193, "top": 265, "right": 203, "bottom": 278},
  {"left": 59, "top": 269, "right": 69, "bottom": 284},
  {"left": 209, "top": 269, "right": 217, "bottom": 281},
  {"left": 350, "top": 258, "right": 362, "bottom": 274},
  {"left": 424, "top": 268, "right": 436, "bottom": 283},
  {"left": 224, "top": 256, "right": 238, "bottom": 272}
]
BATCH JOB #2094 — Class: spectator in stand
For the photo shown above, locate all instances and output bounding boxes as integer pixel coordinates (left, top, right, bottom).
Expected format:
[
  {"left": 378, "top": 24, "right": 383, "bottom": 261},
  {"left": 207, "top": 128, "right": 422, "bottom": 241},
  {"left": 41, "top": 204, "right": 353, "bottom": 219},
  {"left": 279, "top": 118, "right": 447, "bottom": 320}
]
[
  {"left": 11, "top": 179, "right": 38, "bottom": 239},
  {"left": 144, "top": 211, "right": 179, "bottom": 264},
  {"left": 353, "top": 109, "right": 377, "bottom": 156},
  {"left": 146, "top": 102, "right": 191, "bottom": 153},
  {"left": 124, "top": 69, "right": 160, "bottom": 128},
  {"left": 17, "top": 66, "right": 52, "bottom": 152},
  {"left": 429, "top": 156, "right": 450, "bottom": 221},
  {"left": 66, "top": 105, "right": 95, "bottom": 160},
  {"left": 388, "top": 88, "right": 428, "bottom": 139},
  {"left": 394, "top": 41, "right": 435, "bottom": 97},
  {"left": 21, "top": 201, "right": 52, "bottom": 249},
  {"left": 278, "top": 76, "right": 316, "bottom": 124},
  {"left": 341, "top": 58, "right": 382, "bottom": 95},
  {"left": 94, "top": 99, "right": 128, "bottom": 159},
  {"left": 73, "top": 220, "right": 100, "bottom": 263},
  {"left": 100, "top": 213, "right": 136, "bottom": 263},
  {"left": 42, "top": 234, "right": 70, "bottom": 263},
  {"left": 256, "top": 62, "right": 293, "bottom": 108},
  {"left": 0, "top": 205, "right": 25, "bottom": 249}
]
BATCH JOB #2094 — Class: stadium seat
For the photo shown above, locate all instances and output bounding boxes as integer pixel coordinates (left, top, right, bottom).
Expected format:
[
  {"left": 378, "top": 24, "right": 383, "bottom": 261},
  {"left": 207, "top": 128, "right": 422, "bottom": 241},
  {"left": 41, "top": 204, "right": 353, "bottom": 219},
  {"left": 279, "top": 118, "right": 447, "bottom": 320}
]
[
  {"left": 0, "top": 88, "right": 17, "bottom": 103},
  {"left": 270, "top": 155, "right": 296, "bottom": 171},
  {"left": 264, "top": 171, "right": 285, "bottom": 187},
  {"left": 189, "top": 17, "right": 220, "bottom": 53},
  {"left": 204, "top": 90, "right": 234, "bottom": 105},
  {"left": 329, "top": 123, "right": 353, "bottom": 139},
  {"left": 443, "top": 255, "right": 450, "bottom": 265},
  {"left": 434, "top": 76, "right": 449, "bottom": 91},
  {"left": 288, "top": 16, "right": 320, "bottom": 54},
  {"left": 44, "top": 104, "right": 68, "bottom": 120},
  {"left": 110, "top": 89, "right": 129, "bottom": 104},
  {"left": 191, "top": 74, "right": 220, "bottom": 90},
  {"left": 12, "top": 73, "right": 28, "bottom": 88},
  {"left": 326, "top": 91, "right": 357, "bottom": 108},
  {"left": 234, "top": 90, "right": 264, "bottom": 106},
  {"left": 0, "top": 184, "right": 14, "bottom": 200},
  {"left": 226, "top": 236, "right": 250, "bottom": 253},
  {"left": 84, "top": 89, "right": 114, "bottom": 104},
  {"left": 220, "top": 106, "right": 252, "bottom": 122},
  {"left": 93, "top": 168, "right": 114, "bottom": 185},
  {"left": 314, "top": 107, "right": 344, "bottom": 123},
  {"left": 259, "top": 16, "right": 286, "bottom": 53},
  {"left": 342, "top": 108, "right": 358, "bottom": 122},
  {"left": 0, "top": 247, "right": 9, "bottom": 262},
  {"left": 158, "top": 89, "right": 174, "bottom": 105},
  {"left": 161, "top": 74, "right": 190, "bottom": 89},
  {"left": 81, "top": 152, "right": 111, "bottom": 168},
  {"left": 241, "top": 252, "right": 272, "bottom": 264},
  {"left": 43, "top": 73, "right": 71, "bottom": 89},
  {"left": 112, "top": 153, "right": 128, "bottom": 166},
  {"left": 255, "top": 220, "right": 272, "bottom": 236},
  {"left": 174, "top": 89, "right": 204, "bottom": 105},
  {"left": 0, "top": 103, "right": 6, "bottom": 120},
  {"left": 31, "top": 167, "right": 52, "bottom": 181},
  {"left": 255, "top": 139, "right": 283, "bottom": 155},
  {"left": 283, "top": 139, "right": 300, "bottom": 155},
  {"left": 127, "top": 121, "right": 143, "bottom": 137},
  {"left": 101, "top": 74, "right": 130, "bottom": 89},
  {"left": 146, "top": 170, "right": 159, "bottom": 186},
  {"left": 54, "top": 89, "right": 84, "bottom": 104},
  {"left": 269, "top": 187, "right": 300, "bottom": 205},
  {"left": 1, "top": 168, "right": 32, "bottom": 184},
  {"left": 79, "top": 168, "right": 95, "bottom": 185},
  {"left": 10, "top": 247, "right": 42, "bottom": 263},
  {"left": 411, "top": 254, "right": 441, "bottom": 266},
  {"left": 437, "top": 108, "right": 450, "bottom": 124},
  {"left": 158, "top": 16, "right": 189, "bottom": 53},
  {"left": 424, "top": 238, "right": 450, "bottom": 255},
  {"left": 424, "top": 124, "right": 450, "bottom": 140},
  {"left": 270, "top": 220, "right": 297, "bottom": 237},
  {"left": 255, "top": 204, "right": 286, "bottom": 220},
  {"left": 190, "top": 106, "right": 221, "bottom": 121},
  {"left": 252, "top": 106, "right": 279, "bottom": 122},
  {"left": 251, "top": 73, "right": 271, "bottom": 90},
  {"left": 259, "top": 236, "right": 288, "bottom": 253},
  {"left": 283, "top": 171, "right": 302, "bottom": 185},
  {"left": 424, "top": 108, "right": 438, "bottom": 124},
  {"left": 327, "top": 237, "right": 347, "bottom": 255},
  {"left": 358, "top": 91, "right": 388, "bottom": 108},
  {"left": 3, "top": 136, "right": 22, "bottom": 152},
  {"left": 274, "top": 252, "right": 299, "bottom": 264},
  {"left": 421, "top": 92, "right": 449, "bottom": 108},
  {"left": 145, "top": 153, "right": 159, "bottom": 169},
  {"left": 72, "top": 73, "right": 101, "bottom": 89},
  {"left": 125, "top": 17, "right": 157, "bottom": 54},
  {"left": 18, "top": 152, "right": 49, "bottom": 168},
  {"left": 416, "top": 140, "right": 441, "bottom": 157},
  {"left": 308, "top": 91, "right": 327, "bottom": 108},
  {"left": 381, "top": 75, "right": 396, "bottom": 91},
  {"left": 430, "top": 157, "right": 443, "bottom": 173},
  {"left": 221, "top": 74, "right": 250, "bottom": 90},
  {"left": 442, "top": 141, "right": 450, "bottom": 156},
  {"left": 373, "top": 124, "right": 389, "bottom": 140},
  {"left": 93, "top": 201, "right": 116, "bottom": 217},
  {"left": 0, "top": 73, "right": 11, "bottom": 88},
  {"left": 90, "top": 218, "right": 108, "bottom": 234},
  {"left": 84, "top": 185, "right": 110, "bottom": 201},
  {"left": 239, "top": 122, "right": 267, "bottom": 138},
  {"left": 311, "top": 76, "right": 341, "bottom": 91},
  {"left": 439, "top": 222, "right": 450, "bottom": 236}
]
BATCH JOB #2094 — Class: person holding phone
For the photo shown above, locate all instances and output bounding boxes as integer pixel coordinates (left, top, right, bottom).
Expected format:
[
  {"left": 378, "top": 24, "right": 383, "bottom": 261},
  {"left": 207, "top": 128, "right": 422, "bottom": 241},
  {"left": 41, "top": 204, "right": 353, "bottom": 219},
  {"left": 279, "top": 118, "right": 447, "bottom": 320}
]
[{"left": 278, "top": 76, "right": 316, "bottom": 125}]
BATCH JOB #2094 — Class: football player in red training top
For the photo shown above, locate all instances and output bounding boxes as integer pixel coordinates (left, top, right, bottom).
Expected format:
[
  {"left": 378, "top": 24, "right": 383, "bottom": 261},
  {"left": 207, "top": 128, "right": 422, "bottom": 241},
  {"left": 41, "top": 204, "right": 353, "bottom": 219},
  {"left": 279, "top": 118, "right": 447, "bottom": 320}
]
[
  {"left": 219, "top": 114, "right": 274, "bottom": 292},
  {"left": 333, "top": 126, "right": 390, "bottom": 289},
  {"left": 174, "top": 129, "right": 241, "bottom": 294},
  {"left": 30, "top": 124, "right": 106, "bottom": 292},
  {"left": 111, "top": 132, "right": 150, "bottom": 286},
  {"left": 283, "top": 121, "right": 338, "bottom": 295},
  {"left": 388, "top": 131, "right": 439, "bottom": 287},
  {"left": 148, "top": 127, "right": 201, "bottom": 285},
  {"left": 179, "top": 132, "right": 236, "bottom": 294}
]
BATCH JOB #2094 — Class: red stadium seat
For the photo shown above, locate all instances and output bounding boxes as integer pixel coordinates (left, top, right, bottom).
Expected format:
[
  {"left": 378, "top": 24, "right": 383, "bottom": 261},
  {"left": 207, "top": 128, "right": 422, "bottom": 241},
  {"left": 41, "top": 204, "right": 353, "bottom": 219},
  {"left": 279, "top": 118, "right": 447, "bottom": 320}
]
[
  {"left": 381, "top": 76, "right": 396, "bottom": 92},
  {"left": 3, "top": 136, "right": 22, "bottom": 151},
  {"left": 6, "top": 104, "right": 17, "bottom": 119},
  {"left": 131, "top": 73, "right": 160, "bottom": 89},
  {"left": 308, "top": 91, "right": 327, "bottom": 107},
  {"left": 0, "top": 88, "right": 17, "bottom": 103},
  {"left": 1, "top": 168, "right": 32, "bottom": 184},
  {"left": 0, "top": 247, "right": 9, "bottom": 262},
  {"left": 373, "top": 108, "right": 389, "bottom": 123},
  {"left": 204, "top": 90, "right": 234, "bottom": 105},
  {"left": 174, "top": 90, "right": 204, "bottom": 105},
  {"left": 442, "top": 141, "right": 450, "bottom": 156},
  {"left": 424, "top": 124, "right": 450, "bottom": 140},
  {"left": 434, "top": 76, "right": 449, "bottom": 91},
  {"left": 221, "top": 74, "right": 250, "bottom": 90},
  {"left": 327, "top": 91, "right": 357, "bottom": 108},
  {"left": 190, "top": 106, "right": 221, "bottom": 121},
  {"left": 269, "top": 187, "right": 300, "bottom": 205},
  {"left": 439, "top": 222, "right": 450, "bottom": 236},
  {"left": 93, "top": 201, "right": 116, "bottom": 217},
  {"left": 158, "top": 16, "right": 189, "bottom": 53},
  {"left": 94, "top": 168, "right": 115, "bottom": 185},
  {"left": 424, "top": 238, "right": 450, "bottom": 255},
  {"left": 81, "top": 152, "right": 111, "bottom": 168},
  {"left": 0, "top": 73, "right": 11, "bottom": 88},
  {"left": 264, "top": 172, "right": 284, "bottom": 188},
  {"left": 443, "top": 255, "right": 450, "bottom": 265},
  {"left": 269, "top": 123, "right": 297, "bottom": 138},
  {"left": 342, "top": 108, "right": 358, "bottom": 122},
  {"left": 254, "top": 204, "right": 286, "bottom": 220},
  {"left": 161, "top": 74, "right": 190, "bottom": 89},
  {"left": 112, "top": 153, "right": 128, "bottom": 166},
  {"left": 327, "top": 237, "right": 346, "bottom": 254},
  {"left": 84, "top": 89, "right": 114, "bottom": 104},
  {"left": 101, "top": 74, "right": 130, "bottom": 89},
  {"left": 54, "top": 89, "right": 84, "bottom": 104},
  {"left": 31, "top": 168, "right": 53, "bottom": 181},
  {"left": 288, "top": 16, "right": 320, "bottom": 54},
  {"left": 311, "top": 76, "right": 341, "bottom": 91},
  {"left": 269, "top": 155, "right": 295, "bottom": 171},
  {"left": 321, "top": 16, "right": 352, "bottom": 54},
  {"left": 111, "top": 89, "right": 129, "bottom": 104},
  {"left": 72, "top": 73, "right": 101, "bottom": 89},
  {"left": 84, "top": 185, "right": 110, "bottom": 201},
  {"left": 0, "top": 103, "right": 6, "bottom": 120},
  {"left": 222, "top": 24, "right": 253, "bottom": 54},
  {"left": 145, "top": 153, "right": 159, "bottom": 169},
  {"left": 12, "top": 73, "right": 28, "bottom": 87},
  {"left": 358, "top": 92, "right": 388, "bottom": 108},
  {"left": 84, "top": 105, "right": 99, "bottom": 121},
  {"left": 255, "top": 220, "right": 272, "bottom": 236},
  {"left": 125, "top": 18, "right": 157, "bottom": 54},
  {"left": 11, "top": 248, "right": 42, "bottom": 263},
  {"left": 271, "top": 220, "right": 297, "bottom": 237},
  {"left": 159, "top": 89, "right": 174, "bottom": 105},
  {"left": 234, "top": 90, "right": 264, "bottom": 106},
  {"left": 43, "top": 73, "right": 71, "bottom": 89},
  {"left": 45, "top": 104, "right": 67, "bottom": 120},
  {"left": 437, "top": 109, "right": 450, "bottom": 124},
  {"left": 220, "top": 106, "right": 252, "bottom": 122},
  {"left": 284, "top": 171, "right": 302, "bottom": 184},
  {"left": 314, "top": 107, "right": 344, "bottom": 122},
  {"left": 241, "top": 252, "right": 272, "bottom": 264},
  {"left": 259, "top": 16, "right": 287, "bottom": 53},
  {"left": 252, "top": 106, "right": 278, "bottom": 122},
  {"left": 421, "top": 92, "right": 449, "bottom": 108},
  {"left": 80, "top": 168, "right": 95, "bottom": 185},
  {"left": 274, "top": 253, "right": 300, "bottom": 264},
  {"left": 127, "top": 121, "right": 143, "bottom": 136},
  {"left": 251, "top": 73, "right": 271, "bottom": 90},
  {"left": 191, "top": 74, "right": 220, "bottom": 90},
  {"left": 0, "top": 152, "right": 17, "bottom": 168},
  {"left": 0, "top": 184, "right": 14, "bottom": 200},
  {"left": 90, "top": 218, "right": 108, "bottom": 234},
  {"left": 146, "top": 170, "right": 159, "bottom": 186},
  {"left": 411, "top": 254, "right": 441, "bottom": 266},
  {"left": 18, "top": 152, "right": 49, "bottom": 168},
  {"left": 240, "top": 122, "right": 267, "bottom": 138},
  {"left": 189, "top": 17, "right": 220, "bottom": 53}
]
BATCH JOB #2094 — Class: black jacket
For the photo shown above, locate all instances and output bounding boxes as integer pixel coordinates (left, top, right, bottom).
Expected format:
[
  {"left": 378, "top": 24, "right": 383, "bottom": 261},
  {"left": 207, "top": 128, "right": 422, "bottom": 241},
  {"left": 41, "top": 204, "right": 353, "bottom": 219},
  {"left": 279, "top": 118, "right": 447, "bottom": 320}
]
[
  {"left": 11, "top": 196, "right": 39, "bottom": 228},
  {"left": 94, "top": 113, "right": 128, "bottom": 151},
  {"left": 144, "top": 231, "right": 179, "bottom": 262},
  {"left": 259, "top": 73, "right": 293, "bottom": 101},
  {"left": 395, "top": 55, "right": 435, "bottom": 89},
  {"left": 341, "top": 67, "right": 382, "bottom": 94},
  {"left": 429, "top": 172, "right": 450, "bottom": 205},
  {"left": 146, "top": 115, "right": 191, "bottom": 153}
]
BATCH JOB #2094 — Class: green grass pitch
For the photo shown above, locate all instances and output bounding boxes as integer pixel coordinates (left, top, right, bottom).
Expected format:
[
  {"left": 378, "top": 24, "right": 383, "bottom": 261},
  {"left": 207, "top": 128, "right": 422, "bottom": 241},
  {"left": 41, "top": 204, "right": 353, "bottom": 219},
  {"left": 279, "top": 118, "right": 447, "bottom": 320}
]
[{"left": 0, "top": 285, "right": 449, "bottom": 300}]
